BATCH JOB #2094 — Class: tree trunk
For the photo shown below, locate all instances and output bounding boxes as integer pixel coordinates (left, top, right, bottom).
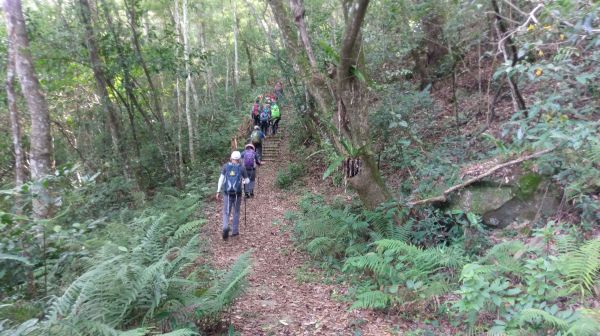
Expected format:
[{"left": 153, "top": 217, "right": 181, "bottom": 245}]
[
  {"left": 270, "top": 0, "right": 391, "bottom": 209},
  {"left": 4, "top": 0, "right": 53, "bottom": 219},
  {"left": 180, "top": 0, "right": 195, "bottom": 164},
  {"left": 6, "top": 31, "right": 26, "bottom": 189},
  {"left": 232, "top": 0, "right": 240, "bottom": 107},
  {"left": 198, "top": 21, "right": 214, "bottom": 102},
  {"left": 78, "top": 0, "right": 130, "bottom": 178},
  {"left": 491, "top": 0, "right": 527, "bottom": 113},
  {"left": 176, "top": 77, "right": 184, "bottom": 182},
  {"left": 244, "top": 39, "right": 256, "bottom": 87},
  {"left": 421, "top": 12, "right": 448, "bottom": 88},
  {"left": 124, "top": 0, "right": 166, "bottom": 128}
]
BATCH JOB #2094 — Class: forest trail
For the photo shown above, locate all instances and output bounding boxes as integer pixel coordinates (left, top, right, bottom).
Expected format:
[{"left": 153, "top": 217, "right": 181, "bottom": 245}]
[{"left": 204, "top": 127, "right": 395, "bottom": 335}]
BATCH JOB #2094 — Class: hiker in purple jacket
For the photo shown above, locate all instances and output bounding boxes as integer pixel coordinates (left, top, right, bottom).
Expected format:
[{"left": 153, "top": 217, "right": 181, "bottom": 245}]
[{"left": 241, "top": 143, "right": 261, "bottom": 198}]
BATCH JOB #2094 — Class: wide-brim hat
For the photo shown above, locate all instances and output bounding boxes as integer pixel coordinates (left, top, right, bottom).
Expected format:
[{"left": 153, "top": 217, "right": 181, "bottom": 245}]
[{"left": 245, "top": 143, "right": 255, "bottom": 150}]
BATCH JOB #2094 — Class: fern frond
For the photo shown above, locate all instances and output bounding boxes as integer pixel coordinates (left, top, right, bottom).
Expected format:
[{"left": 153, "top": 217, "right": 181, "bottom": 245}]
[
  {"left": 562, "top": 239, "right": 600, "bottom": 298},
  {"left": 518, "top": 308, "right": 569, "bottom": 330},
  {"left": 306, "top": 237, "right": 335, "bottom": 257},
  {"left": 198, "top": 251, "right": 252, "bottom": 319},
  {"left": 350, "top": 290, "right": 392, "bottom": 310}
]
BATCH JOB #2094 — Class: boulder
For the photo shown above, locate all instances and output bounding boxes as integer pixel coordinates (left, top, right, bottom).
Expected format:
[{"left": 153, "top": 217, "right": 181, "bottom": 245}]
[{"left": 447, "top": 173, "right": 561, "bottom": 228}]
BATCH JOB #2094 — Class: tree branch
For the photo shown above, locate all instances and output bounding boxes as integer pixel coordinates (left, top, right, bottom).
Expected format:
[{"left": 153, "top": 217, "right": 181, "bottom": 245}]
[{"left": 408, "top": 148, "right": 554, "bottom": 206}]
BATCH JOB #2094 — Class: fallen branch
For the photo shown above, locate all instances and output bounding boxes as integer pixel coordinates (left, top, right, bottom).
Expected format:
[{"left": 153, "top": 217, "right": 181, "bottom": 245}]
[{"left": 408, "top": 148, "right": 554, "bottom": 206}]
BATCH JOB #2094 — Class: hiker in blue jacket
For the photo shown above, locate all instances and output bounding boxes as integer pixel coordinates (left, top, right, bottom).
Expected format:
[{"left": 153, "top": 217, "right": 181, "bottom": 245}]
[{"left": 216, "top": 151, "right": 249, "bottom": 240}]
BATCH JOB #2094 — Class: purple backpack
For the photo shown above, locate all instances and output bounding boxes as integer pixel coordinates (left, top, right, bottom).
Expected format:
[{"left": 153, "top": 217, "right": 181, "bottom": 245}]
[{"left": 243, "top": 150, "right": 255, "bottom": 168}]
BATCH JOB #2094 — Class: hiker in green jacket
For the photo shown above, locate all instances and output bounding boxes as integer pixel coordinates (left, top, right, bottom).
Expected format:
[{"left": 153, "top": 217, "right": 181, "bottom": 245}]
[
  {"left": 270, "top": 101, "right": 281, "bottom": 135},
  {"left": 249, "top": 125, "right": 265, "bottom": 161}
]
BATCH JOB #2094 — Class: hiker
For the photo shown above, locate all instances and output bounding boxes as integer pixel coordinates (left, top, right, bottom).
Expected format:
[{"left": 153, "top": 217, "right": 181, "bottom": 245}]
[
  {"left": 216, "top": 151, "right": 249, "bottom": 240},
  {"left": 270, "top": 101, "right": 281, "bottom": 135},
  {"left": 249, "top": 125, "right": 265, "bottom": 160},
  {"left": 251, "top": 99, "right": 261, "bottom": 126},
  {"left": 274, "top": 81, "right": 284, "bottom": 103},
  {"left": 241, "top": 143, "right": 261, "bottom": 198},
  {"left": 260, "top": 102, "right": 271, "bottom": 135}
]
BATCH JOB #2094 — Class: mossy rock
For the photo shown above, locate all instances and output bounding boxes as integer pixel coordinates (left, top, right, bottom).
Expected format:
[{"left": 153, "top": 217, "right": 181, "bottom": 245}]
[
  {"left": 447, "top": 174, "right": 561, "bottom": 229},
  {"left": 448, "top": 183, "right": 513, "bottom": 214}
]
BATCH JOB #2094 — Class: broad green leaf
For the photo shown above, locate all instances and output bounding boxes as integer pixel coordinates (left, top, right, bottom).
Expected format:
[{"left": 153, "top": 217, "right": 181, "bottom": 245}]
[{"left": 323, "top": 156, "right": 345, "bottom": 180}]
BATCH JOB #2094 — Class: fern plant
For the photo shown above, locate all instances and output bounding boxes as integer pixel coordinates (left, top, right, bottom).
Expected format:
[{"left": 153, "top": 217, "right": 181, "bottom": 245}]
[
  {"left": 560, "top": 238, "right": 600, "bottom": 300},
  {"left": 0, "top": 194, "right": 251, "bottom": 336},
  {"left": 344, "top": 239, "right": 465, "bottom": 311},
  {"left": 455, "top": 230, "right": 600, "bottom": 334},
  {"left": 294, "top": 196, "right": 370, "bottom": 261}
]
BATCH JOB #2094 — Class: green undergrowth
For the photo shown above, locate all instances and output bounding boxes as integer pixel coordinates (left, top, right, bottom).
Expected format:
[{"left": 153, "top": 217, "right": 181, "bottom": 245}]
[
  {"left": 0, "top": 175, "right": 252, "bottom": 335},
  {"left": 275, "top": 163, "right": 307, "bottom": 190},
  {"left": 289, "top": 194, "right": 600, "bottom": 335}
]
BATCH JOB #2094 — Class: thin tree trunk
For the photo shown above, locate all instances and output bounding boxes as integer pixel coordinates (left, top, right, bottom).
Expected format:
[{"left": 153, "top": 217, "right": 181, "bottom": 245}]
[
  {"left": 181, "top": 0, "right": 195, "bottom": 164},
  {"left": 491, "top": 0, "right": 527, "bottom": 113},
  {"left": 225, "top": 52, "right": 230, "bottom": 97},
  {"left": 6, "top": 32, "right": 26, "bottom": 189},
  {"left": 4, "top": 0, "right": 53, "bottom": 219},
  {"left": 124, "top": 0, "right": 166, "bottom": 128},
  {"left": 198, "top": 21, "right": 214, "bottom": 102},
  {"left": 244, "top": 42, "right": 256, "bottom": 87},
  {"left": 232, "top": 0, "right": 240, "bottom": 107},
  {"left": 176, "top": 77, "right": 184, "bottom": 182},
  {"left": 78, "top": 0, "right": 131, "bottom": 179}
]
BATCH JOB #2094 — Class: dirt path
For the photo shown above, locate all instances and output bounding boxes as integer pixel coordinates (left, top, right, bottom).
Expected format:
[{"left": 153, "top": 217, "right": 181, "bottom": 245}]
[{"left": 204, "top": 133, "right": 397, "bottom": 335}]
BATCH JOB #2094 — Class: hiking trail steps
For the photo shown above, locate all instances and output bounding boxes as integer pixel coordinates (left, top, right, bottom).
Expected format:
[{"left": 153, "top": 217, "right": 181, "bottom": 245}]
[
  {"left": 203, "top": 117, "right": 399, "bottom": 335},
  {"left": 261, "top": 133, "right": 282, "bottom": 162}
]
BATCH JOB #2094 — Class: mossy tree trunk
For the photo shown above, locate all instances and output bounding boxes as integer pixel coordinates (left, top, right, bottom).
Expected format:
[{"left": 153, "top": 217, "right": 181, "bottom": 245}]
[{"left": 269, "top": 0, "right": 391, "bottom": 209}]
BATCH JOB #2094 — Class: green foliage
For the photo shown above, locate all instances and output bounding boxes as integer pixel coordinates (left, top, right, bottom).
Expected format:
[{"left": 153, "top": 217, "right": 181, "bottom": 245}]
[
  {"left": 561, "top": 239, "right": 600, "bottom": 300},
  {"left": 454, "top": 226, "right": 600, "bottom": 334},
  {"left": 275, "top": 163, "right": 306, "bottom": 189},
  {"left": 345, "top": 239, "right": 465, "bottom": 311},
  {"left": 0, "top": 194, "right": 251, "bottom": 335},
  {"left": 294, "top": 195, "right": 370, "bottom": 262}
]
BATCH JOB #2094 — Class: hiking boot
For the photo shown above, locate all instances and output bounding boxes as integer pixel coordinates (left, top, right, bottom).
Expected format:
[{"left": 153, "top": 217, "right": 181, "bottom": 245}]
[
  {"left": 250, "top": 192, "right": 254, "bottom": 198},
  {"left": 245, "top": 192, "right": 250, "bottom": 198},
  {"left": 232, "top": 232, "right": 239, "bottom": 237},
  {"left": 222, "top": 228, "right": 230, "bottom": 240}
]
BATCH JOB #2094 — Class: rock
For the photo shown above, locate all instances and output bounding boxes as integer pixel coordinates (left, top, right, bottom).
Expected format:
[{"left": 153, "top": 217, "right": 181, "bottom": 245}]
[
  {"left": 447, "top": 172, "right": 561, "bottom": 229},
  {"left": 448, "top": 183, "right": 513, "bottom": 214},
  {"left": 483, "top": 180, "right": 561, "bottom": 228}
]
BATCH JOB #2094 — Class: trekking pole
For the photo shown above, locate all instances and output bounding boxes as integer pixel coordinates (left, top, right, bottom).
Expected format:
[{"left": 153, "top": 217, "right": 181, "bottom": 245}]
[{"left": 244, "top": 184, "right": 247, "bottom": 228}]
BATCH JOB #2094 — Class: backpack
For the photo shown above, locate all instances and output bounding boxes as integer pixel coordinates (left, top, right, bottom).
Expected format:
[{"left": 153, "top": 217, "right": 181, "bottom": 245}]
[
  {"left": 271, "top": 104, "right": 280, "bottom": 118},
  {"left": 243, "top": 150, "right": 255, "bottom": 168},
  {"left": 260, "top": 109, "right": 269, "bottom": 122},
  {"left": 250, "top": 130, "right": 261, "bottom": 144},
  {"left": 252, "top": 103, "right": 259, "bottom": 117},
  {"left": 223, "top": 163, "right": 242, "bottom": 194}
]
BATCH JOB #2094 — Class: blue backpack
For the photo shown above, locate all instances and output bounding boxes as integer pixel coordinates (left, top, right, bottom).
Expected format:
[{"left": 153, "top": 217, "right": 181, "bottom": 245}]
[
  {"left": 224, "top": 163, "right": 242, "bottom": 194},
  {"left": 260, "top": 108, "right": 269, "bottom": 122}
]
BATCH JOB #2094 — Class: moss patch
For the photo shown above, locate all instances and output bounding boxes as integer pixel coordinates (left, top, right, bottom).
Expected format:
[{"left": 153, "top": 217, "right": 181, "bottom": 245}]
[{"left": 516, "top": 173, "right": 542, "bottom": 199}]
